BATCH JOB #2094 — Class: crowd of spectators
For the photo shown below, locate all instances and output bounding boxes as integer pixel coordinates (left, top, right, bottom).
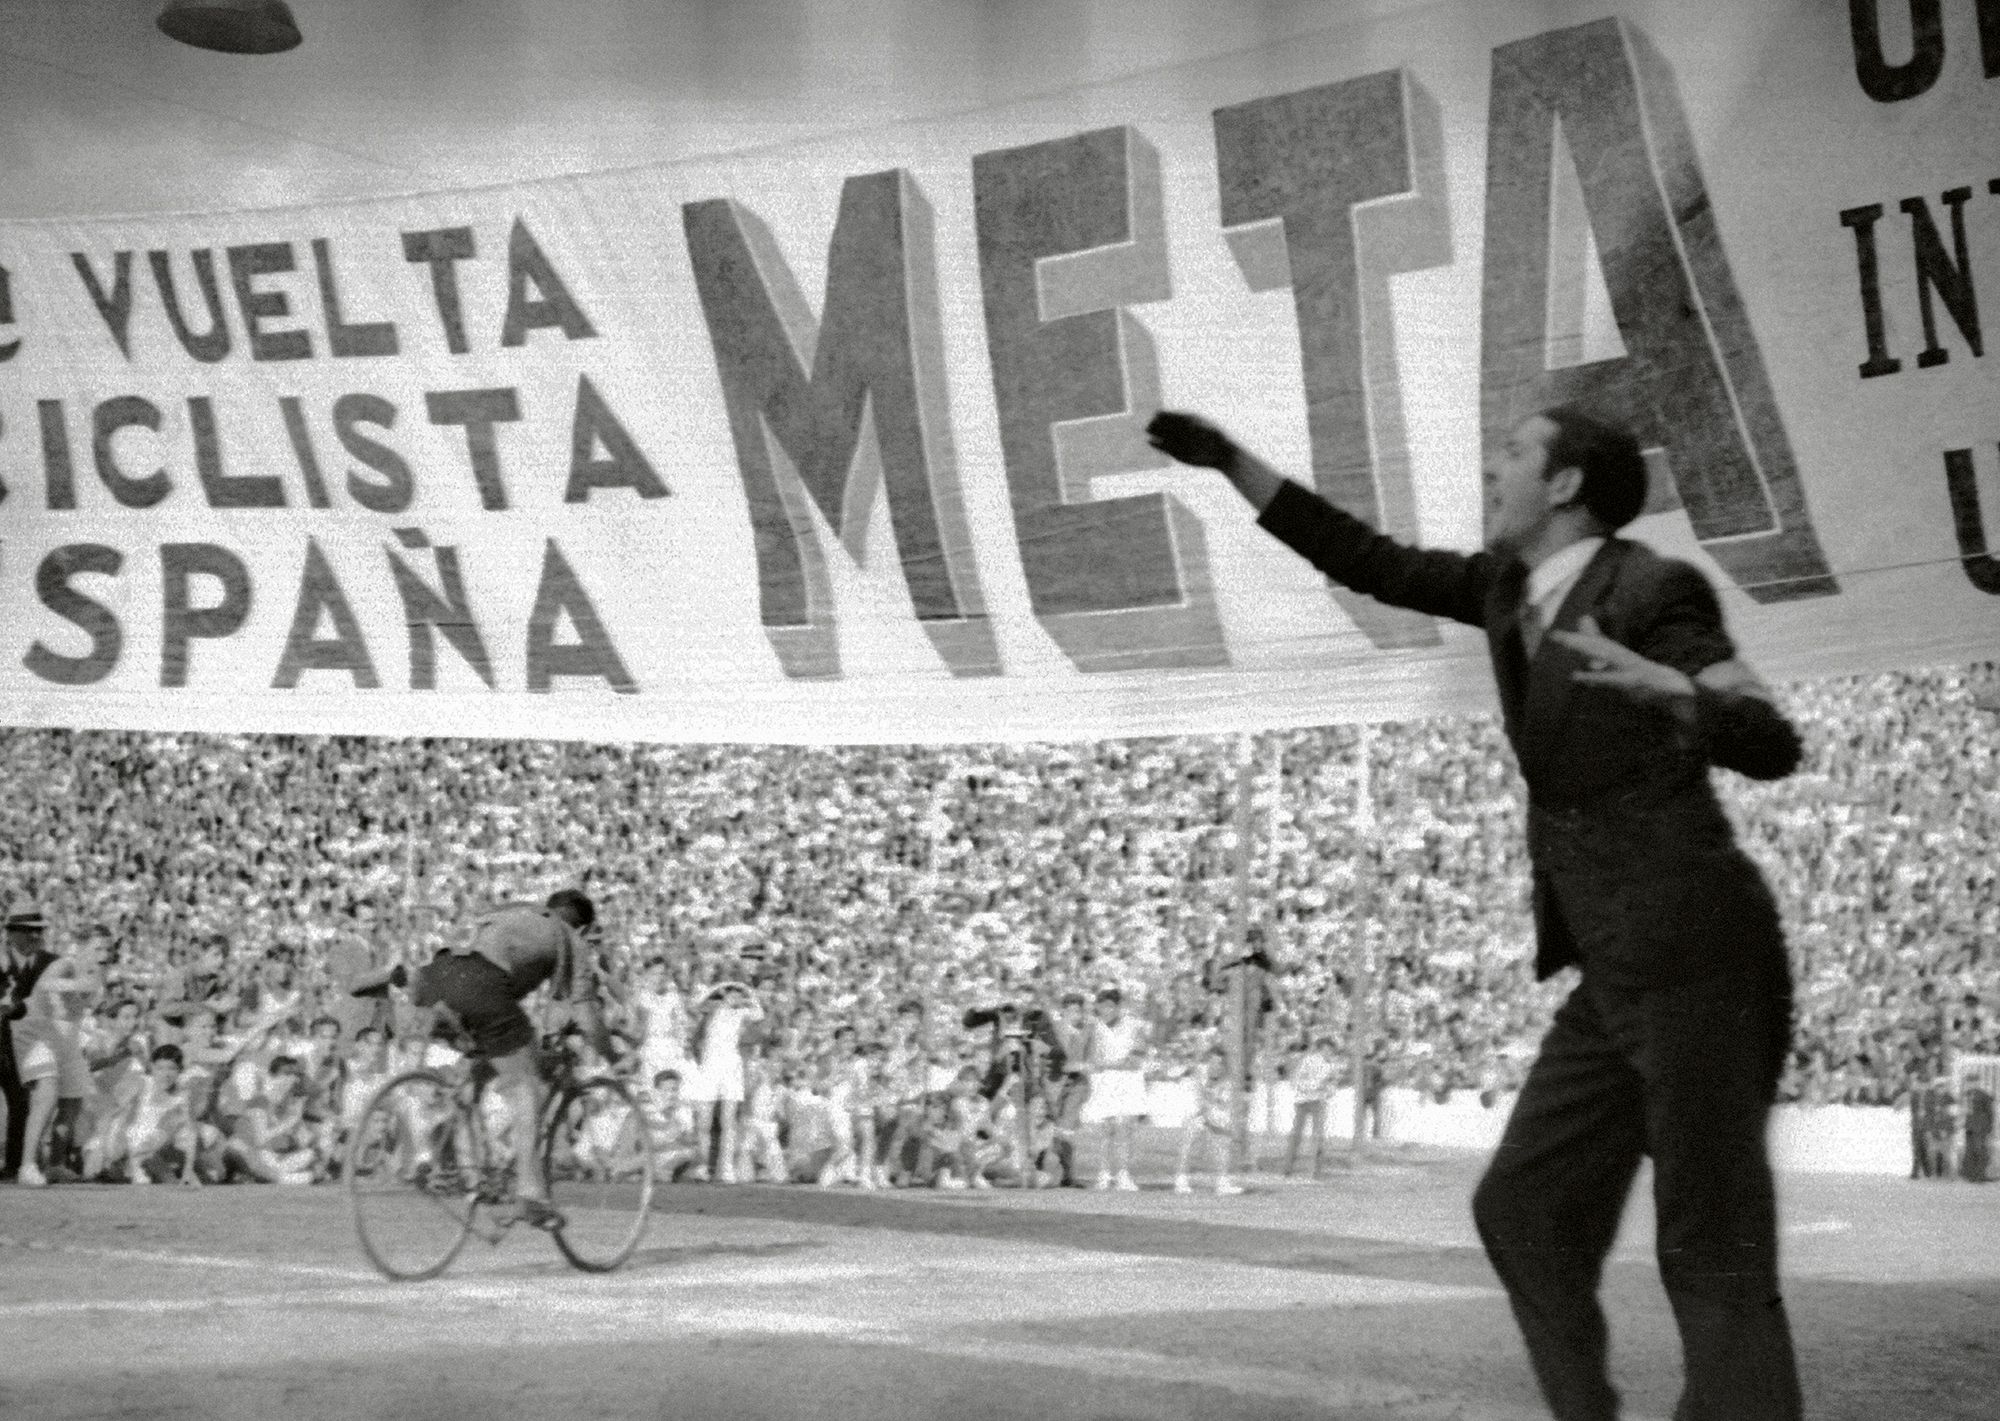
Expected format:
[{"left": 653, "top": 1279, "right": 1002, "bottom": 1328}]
[{"left": 2, "top": 660, "right": 1996, "bottom": 1189}]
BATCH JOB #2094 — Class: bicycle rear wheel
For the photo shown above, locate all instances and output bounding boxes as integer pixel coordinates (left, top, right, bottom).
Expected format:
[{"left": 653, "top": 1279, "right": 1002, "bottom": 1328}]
[
  {"left": 347, "top": 1070, "right": 483, "bottom": 1281},
  {"left": 542, "top": 1076, "right": 654, "bottom": 1271}
]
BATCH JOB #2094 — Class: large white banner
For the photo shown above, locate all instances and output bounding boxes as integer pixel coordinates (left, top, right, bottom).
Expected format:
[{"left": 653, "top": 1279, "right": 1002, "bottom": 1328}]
[{"left": 1, "top": 0, "right": 1995, "bottom": 743}]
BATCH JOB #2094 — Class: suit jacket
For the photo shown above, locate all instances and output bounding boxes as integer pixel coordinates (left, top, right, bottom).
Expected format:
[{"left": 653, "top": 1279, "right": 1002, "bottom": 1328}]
[{"left": 1259, "top": 480, "right": 1801, "bottom": 986}]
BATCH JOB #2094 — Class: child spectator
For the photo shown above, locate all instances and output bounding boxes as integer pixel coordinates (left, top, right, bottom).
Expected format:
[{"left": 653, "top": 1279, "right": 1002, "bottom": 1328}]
[
  {"left": 222, "top": 1053, "right": 318, "bottom": 1184},
  {"left": 642, "top": 1069, "right": 704, "bottom": 1182},
  {"left": 814, "top": 1031, "right": 878, "bottom": 1188},
  {"left": 1284, "top": 1035, "right": 1338, "bottom": 1178},
  {"left": 738, "top": 1047, "right": 789, "bottom": 1183},
  {"left": 911, "top": 1091, "right": 965, "bottom": 1189},
  {"left": 1175, "top": 1045, "right": 1245, "bottom": 1196},
  {"left": 852, "top": 1041, "right": 893, "bottom": 1189},
  {"left": 114, "top": 1045, "right": 204, "bottom": 1186},
  {"left": 780, "top": 1059, "right": 839, "bottom": 1183}
]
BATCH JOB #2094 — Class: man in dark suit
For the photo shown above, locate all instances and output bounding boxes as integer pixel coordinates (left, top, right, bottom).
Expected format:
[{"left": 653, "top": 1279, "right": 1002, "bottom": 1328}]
[{"left": 1148, "top": 408, "right": 1803, "bottom": 1421}]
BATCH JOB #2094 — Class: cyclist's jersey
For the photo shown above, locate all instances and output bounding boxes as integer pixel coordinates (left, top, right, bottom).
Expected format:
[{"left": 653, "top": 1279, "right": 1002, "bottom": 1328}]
[{"left": 453, "top": 904, "right": 581, "bottom": 1001}]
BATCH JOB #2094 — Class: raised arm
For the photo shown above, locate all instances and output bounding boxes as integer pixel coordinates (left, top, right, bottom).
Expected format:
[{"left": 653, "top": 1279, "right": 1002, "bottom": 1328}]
[{"left": 1147, "top": 411, "right": 1494, "bottom": 627}]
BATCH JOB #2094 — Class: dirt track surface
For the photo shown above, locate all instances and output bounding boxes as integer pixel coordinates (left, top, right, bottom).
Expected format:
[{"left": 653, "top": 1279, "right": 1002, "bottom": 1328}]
[{"left": 2, "top": 1137, "right": 1996, "bottom": 1420}]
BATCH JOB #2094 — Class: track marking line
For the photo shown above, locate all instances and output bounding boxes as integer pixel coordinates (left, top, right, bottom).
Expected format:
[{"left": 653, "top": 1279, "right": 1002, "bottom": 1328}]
[{"left": 0, "top": 1245, "right": 1493, "bottom": 1322}]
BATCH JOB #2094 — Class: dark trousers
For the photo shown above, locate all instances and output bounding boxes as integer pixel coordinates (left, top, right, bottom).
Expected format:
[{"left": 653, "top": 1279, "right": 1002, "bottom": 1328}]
[
  {"left": 1, "top": 1022, "right": 25, "bottom": 1174},
  {"left": 1472, "top": 967, "right": 1802, "bottom": 1421}
]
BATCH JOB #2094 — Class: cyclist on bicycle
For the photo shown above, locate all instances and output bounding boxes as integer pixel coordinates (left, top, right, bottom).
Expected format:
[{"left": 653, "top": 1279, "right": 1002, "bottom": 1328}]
[{"left": 352, "top": 888, "right": 613, "bottom": 1226}]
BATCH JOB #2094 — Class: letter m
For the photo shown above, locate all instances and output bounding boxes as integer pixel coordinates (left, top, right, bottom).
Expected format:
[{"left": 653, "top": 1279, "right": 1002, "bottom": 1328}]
[{"left": 685, "top": 171, "right": 997, "bottom": 680}]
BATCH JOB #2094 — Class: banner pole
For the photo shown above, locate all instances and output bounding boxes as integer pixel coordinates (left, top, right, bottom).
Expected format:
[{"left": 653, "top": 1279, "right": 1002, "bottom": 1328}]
[
  {"left": 1223, "top": 733, "right": 1247, "bottom": 1172},
  {"left": 1352, "top": 724, "right": 1375, "bottom": 1158}
]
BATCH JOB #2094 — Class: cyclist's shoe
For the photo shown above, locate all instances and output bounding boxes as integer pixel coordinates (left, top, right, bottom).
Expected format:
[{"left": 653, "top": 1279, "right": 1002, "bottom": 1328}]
[
  {"left": 349, "top": 964, "right": 408, "bottom": 998},
  {"left": 511, "top": 1195, "right": 566, "bottom": 1232}
]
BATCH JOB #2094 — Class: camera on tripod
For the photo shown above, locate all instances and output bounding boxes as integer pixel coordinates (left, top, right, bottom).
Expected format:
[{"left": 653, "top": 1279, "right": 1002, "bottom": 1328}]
[{"left": 963, "top": 1001, "right": 1045, "bottom": 1042}]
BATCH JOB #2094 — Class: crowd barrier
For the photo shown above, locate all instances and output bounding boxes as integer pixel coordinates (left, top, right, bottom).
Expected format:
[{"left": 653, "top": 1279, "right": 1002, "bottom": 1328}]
[{"left": 1145, "top": 1082, "right": 1925, "bottom": 1175}]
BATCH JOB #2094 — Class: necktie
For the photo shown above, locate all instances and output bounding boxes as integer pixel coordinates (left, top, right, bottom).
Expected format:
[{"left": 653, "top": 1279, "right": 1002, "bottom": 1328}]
[{"left": 1519, "top": 594, "right": 1546, "bottom": 659}]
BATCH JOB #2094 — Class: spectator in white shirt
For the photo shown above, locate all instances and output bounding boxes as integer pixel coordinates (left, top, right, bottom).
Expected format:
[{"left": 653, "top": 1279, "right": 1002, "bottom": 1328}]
[{"left": 688, "top": 982, "right": 763, "bottom": 1183}]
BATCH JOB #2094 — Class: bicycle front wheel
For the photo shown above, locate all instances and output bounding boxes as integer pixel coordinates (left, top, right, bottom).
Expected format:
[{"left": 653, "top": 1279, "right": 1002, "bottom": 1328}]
[
  {"left": 542, "top": 1076, "right": 654, "bottom": 1272},
  {"left": 347, "top": 1070, "right": 483, "bottom": 1281}
]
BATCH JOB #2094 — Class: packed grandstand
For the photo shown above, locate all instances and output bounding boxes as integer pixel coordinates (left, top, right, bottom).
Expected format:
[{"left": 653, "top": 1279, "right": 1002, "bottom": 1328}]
[{"left": 2, "top": 662, "right": 1995, "bottom": 1187}]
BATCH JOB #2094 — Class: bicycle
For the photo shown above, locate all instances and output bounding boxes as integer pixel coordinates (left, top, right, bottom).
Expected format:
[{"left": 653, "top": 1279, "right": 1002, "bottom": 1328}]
[{"left": 345, "top": 1028, "right": 655, "bottom": 1280}]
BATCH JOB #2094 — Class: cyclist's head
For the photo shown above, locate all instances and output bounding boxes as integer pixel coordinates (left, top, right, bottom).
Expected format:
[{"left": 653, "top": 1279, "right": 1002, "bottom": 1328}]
[{"left": 545, "top": 888, "right": 596, "bottom": 932}]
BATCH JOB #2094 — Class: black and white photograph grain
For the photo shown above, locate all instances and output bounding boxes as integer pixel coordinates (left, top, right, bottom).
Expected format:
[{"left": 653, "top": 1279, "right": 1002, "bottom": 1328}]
[{"left": 1, "top": 2, "right": 1996, "bottom": 1419}]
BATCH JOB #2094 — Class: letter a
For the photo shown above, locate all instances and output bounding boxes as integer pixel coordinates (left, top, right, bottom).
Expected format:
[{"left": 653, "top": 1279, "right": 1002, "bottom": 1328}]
[{"left": 1481, "top": 18, "right": 1836, "bottom": 603}]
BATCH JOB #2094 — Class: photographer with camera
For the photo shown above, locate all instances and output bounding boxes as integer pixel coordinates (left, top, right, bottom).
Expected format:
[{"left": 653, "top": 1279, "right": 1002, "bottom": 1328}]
[
  {"left": 1045, "top": 991, "right": 1093, "bottom": 1187},
  {"left": 961, "top": 1000, "right": 1041, "bottom": 1099},
  {"left": 963, "top": 998, "right": 1044, "bottom": 1187},
  {"left": 964, "top": 985, "right": 1087, "bottom": 1185}
]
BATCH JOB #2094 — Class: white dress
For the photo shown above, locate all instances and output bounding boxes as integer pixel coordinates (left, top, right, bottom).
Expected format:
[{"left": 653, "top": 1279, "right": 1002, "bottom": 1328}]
[{"left": 1080, "top": 1016, "right": 1149, "bottom": 1123}]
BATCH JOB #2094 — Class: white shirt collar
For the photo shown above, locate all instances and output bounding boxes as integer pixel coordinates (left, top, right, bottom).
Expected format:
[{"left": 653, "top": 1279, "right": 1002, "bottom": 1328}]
[{"left": 1525, "top": 536, "right": 1605, "bottom": 613}]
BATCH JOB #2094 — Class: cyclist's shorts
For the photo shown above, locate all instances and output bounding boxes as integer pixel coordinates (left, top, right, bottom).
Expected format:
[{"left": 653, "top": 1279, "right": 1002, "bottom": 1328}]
[{"left": 411, "top": 951, "right": 535, "bottom": 1058}]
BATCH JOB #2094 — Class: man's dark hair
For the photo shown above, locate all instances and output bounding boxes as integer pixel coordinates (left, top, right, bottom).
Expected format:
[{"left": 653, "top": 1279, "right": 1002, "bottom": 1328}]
[
  {"left": 545, "top": 888, "right": 596, "bottom": 930},
  {"left": 150, "top": 1043, "right": 184, "bottom": 1066},
  {"left": 1540, "top": 407, "right": 1648, "bottom": 530}
]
